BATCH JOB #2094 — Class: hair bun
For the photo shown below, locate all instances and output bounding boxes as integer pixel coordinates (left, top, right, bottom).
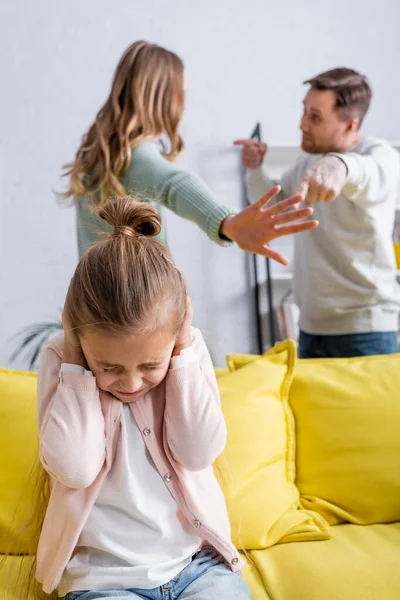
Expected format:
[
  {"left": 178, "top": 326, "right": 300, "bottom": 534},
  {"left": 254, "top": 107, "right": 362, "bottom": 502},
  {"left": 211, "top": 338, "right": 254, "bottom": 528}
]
[{"left": 98, "top": 196, "right": 161, "bottom": 238}]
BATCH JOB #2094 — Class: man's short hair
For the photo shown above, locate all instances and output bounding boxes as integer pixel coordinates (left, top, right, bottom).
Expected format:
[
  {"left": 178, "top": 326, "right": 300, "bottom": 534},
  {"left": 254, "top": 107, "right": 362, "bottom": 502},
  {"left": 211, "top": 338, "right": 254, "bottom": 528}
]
[{"left": 304, "top": 67, "right": 372, "bottom": 125}]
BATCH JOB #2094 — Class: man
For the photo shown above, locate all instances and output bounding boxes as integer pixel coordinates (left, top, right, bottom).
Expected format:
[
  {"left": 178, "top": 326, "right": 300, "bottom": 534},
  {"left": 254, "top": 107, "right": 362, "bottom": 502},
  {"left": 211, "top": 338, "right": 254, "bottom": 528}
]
[{"left": 235, "top": 68, "right": 400, "bottom": 358}]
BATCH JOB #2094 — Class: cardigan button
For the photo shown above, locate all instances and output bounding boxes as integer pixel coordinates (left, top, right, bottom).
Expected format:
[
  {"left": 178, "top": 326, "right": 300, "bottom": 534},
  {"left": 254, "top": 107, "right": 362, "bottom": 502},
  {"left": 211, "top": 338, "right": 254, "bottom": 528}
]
[
  {"left": 143, "top": 428, "right": 151, "bottom": 436},
  {"left": 164, "top": 473, "right": 172, "bottom": 482},
  {"left": 231, "top": 557, "right": 239, "bottom": 565},
  {"left": 193, "top": 519, "right": 201, "bottom": 528}
]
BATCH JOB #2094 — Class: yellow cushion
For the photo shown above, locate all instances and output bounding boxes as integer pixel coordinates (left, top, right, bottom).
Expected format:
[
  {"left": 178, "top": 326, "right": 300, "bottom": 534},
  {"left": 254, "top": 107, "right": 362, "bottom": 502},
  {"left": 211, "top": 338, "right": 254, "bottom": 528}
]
[
  {"left": 215, "top": 340, "right": 330, "bottom": 550},
  {"left": 215, "top": 367, "right": 229, "bottom": 379},
  {"left": 249, "top": 523, "right": 400, "bottom": 600},
  {"left": 0, "top": 368, "right": 39, "bottom": 554},
  {"left": 226, "top": 352, "right": 261, "bottom": 372},
  {"left": 291, "top": 355, "right": 400, "bottom": 525}
]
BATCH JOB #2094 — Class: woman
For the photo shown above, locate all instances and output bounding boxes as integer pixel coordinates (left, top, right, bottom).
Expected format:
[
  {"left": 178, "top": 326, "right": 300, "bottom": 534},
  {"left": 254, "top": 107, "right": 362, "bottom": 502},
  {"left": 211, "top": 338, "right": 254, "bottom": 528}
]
[{"left": 62, "top": 41, "right": 317, "bottom": 263}]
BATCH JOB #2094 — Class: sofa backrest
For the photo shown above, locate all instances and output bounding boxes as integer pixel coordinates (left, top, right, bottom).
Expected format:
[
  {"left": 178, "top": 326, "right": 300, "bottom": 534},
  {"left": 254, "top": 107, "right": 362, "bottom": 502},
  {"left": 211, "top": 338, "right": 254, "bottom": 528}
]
[
  {"left": 220, "top": 347, "right": 400, "bottom": 530},
  {"left": 2, "top": 349, "right": 400, "bottom": 558},
  {"left": 0, "top": 368, "right": 39, "bottom": 554},
  {"left": 290, "top": 354, "right": 400, "bottom": 525}
]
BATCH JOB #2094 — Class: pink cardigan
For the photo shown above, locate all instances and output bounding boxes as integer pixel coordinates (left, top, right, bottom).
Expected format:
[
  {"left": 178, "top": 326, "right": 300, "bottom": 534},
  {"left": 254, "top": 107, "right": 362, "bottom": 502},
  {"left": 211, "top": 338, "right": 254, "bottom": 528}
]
[{"left": 36, "top": 328, "right": 243, "bottom": 594}]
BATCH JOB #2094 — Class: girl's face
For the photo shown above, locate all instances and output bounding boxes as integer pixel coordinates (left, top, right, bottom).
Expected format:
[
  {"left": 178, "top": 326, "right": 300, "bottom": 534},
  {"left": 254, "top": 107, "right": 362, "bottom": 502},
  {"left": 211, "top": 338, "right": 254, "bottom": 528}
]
[{"left": 80, "top": 327, "right": 175, "bottom": 403}]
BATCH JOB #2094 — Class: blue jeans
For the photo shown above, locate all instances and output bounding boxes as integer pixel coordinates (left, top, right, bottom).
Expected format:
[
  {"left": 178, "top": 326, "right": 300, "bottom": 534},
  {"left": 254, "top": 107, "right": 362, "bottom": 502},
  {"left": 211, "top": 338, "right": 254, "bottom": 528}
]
[
  {"left": 63, "top": 548, "right": 250, "bottom": 600},
  {"left": 299, "top": 330, "right": 399, "bottom": 359}
]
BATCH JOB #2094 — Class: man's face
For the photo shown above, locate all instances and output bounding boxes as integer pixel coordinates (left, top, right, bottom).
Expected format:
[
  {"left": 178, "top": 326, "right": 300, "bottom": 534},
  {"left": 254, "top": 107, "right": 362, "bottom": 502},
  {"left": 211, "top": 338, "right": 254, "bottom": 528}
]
[{"left": 300, "top": 88, "right": 354, "bottom": 154}]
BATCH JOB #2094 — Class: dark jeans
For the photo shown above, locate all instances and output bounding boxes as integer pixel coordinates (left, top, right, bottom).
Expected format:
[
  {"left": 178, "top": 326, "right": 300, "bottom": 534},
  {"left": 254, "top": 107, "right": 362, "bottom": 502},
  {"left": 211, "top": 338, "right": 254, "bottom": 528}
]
[{"left": 298, "top": 330, "right": 399, "bottom": 359}]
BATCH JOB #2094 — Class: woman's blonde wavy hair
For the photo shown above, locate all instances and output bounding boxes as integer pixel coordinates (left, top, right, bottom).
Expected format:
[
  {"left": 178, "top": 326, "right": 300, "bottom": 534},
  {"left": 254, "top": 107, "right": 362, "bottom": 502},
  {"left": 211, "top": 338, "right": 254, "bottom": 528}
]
[{"left": 62, "top": 41, "right": 185, "bottom": 206}]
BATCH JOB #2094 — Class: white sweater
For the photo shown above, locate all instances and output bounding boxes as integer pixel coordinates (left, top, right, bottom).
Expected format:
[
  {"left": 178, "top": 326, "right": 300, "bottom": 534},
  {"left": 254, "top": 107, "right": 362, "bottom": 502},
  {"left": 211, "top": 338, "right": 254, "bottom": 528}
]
[{"left": 246, "top": 137, "right": 400, "bottom": 335}]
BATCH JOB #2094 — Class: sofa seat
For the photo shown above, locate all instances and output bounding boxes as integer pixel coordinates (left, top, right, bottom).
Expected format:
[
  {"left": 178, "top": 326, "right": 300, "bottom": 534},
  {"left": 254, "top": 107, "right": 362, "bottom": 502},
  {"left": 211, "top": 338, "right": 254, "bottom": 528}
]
[{"left": 247, "top": 523, "right": 400, "bottom": 600}]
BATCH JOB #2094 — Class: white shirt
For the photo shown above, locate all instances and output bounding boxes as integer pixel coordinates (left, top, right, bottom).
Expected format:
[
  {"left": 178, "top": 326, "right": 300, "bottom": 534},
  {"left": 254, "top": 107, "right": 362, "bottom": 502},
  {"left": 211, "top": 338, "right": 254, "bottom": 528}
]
[{"left": 58, "top": 352, "right": 202, "bottom": 596}]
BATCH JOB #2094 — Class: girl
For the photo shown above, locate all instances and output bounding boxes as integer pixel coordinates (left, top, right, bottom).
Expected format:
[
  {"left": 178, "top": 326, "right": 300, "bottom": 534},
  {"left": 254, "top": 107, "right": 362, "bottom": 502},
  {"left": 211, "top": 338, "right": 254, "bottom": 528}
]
[
  {"left": 62, "top": 40, "right": 317, "bottom": 263},
  {"left": 36, "top": 196, "right": 251, "bottom": 599}
]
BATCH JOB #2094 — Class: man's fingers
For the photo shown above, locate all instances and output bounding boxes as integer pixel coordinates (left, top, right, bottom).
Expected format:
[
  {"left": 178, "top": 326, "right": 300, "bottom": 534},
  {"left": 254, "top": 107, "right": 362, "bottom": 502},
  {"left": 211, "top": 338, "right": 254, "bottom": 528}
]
[
  {"left": 243, "top": 147, "right": 259, "bottom": 158},
  {"left": 305, "top": 184, "right": 320, "bottom": 205},
  {"left": 234, "top": 139, "right": 258, "bottom": 147},
  {"left": 324, "top": 188, "right": 337, "bottom": 202},
  {"left": 254, "top": 185, "right": 281, "bottom": 209},
  {"left": 258, "top": 143, "right": 268, "bottom": 155},
  {"left": 297, "top": 179, "right": 309, "bottom": 200},
  {"left": 274, "top": 219, "right": 319, "bottom": 235},
  {"left": 318, "top": 189, "right": 331, "bottom": 203}
]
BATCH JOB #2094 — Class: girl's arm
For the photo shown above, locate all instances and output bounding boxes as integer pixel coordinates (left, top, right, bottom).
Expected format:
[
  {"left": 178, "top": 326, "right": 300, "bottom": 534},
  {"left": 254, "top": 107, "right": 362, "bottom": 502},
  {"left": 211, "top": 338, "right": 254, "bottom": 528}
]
[
  {"left": 37, "top": 339, "right": 106, "bottom": 489},
  {"left": 164, "top": 327, "right": 227, "bottom": 471}
]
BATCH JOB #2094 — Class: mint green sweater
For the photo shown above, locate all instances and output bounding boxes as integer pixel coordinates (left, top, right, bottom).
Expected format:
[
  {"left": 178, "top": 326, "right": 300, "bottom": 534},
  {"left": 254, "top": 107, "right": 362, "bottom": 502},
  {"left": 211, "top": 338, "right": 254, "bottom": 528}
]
[{"left": 76, "top": 141, "right": 235, "bottom": 257}]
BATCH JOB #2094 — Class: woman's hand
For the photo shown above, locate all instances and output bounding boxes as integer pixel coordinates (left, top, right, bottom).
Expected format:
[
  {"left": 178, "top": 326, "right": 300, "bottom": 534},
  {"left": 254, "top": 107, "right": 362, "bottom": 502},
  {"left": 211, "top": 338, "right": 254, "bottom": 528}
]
[
  {"left": 172, "top": 295, "right": 193, "bottom": 356},
  {"left": 220, "top": 186, "right": 319, "bottom": 266},
  {"left": 62, "top": 302, "right": 88, "bottom": 369}
]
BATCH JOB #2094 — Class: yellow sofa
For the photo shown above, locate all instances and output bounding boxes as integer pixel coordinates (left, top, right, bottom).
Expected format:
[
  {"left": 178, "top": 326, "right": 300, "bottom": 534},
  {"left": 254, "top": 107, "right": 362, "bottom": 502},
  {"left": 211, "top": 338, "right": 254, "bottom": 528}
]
[{"left": 1, "top": 341, "right": 400, "bottom": 600}]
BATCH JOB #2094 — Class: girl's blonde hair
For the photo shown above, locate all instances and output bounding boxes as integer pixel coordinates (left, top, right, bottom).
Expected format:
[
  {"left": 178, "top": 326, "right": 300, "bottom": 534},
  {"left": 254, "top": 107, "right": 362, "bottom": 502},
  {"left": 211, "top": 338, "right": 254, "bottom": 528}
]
[
  {"left": 62, "top": 41, "right": 185, "bottom": 206},
  {"left": 7, "top": 197, "right": 186, "bottom": 599},
  {"left": 67, "top": 196, "right": 186, "bottom": 336},
  {"left": 3, "top": 461, "right": 56, "bottom": 600}
]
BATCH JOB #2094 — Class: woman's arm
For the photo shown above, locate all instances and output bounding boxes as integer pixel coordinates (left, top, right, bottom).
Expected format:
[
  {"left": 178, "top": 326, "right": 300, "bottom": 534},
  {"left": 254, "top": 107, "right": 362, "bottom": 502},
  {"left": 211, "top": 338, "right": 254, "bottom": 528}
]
[
  {"left": 124, "top": 141, "right": 235, "bottom": 246},
  {"left": 124, "top": 142, "right": 318, "bottom": 265}
]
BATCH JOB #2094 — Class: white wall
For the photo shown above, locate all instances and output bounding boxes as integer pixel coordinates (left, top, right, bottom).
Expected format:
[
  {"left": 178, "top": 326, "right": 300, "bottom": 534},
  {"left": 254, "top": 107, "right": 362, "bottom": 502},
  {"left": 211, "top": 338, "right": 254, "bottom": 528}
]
[{"left": 1, "top": 0, "right": 400, "bottom": 368}]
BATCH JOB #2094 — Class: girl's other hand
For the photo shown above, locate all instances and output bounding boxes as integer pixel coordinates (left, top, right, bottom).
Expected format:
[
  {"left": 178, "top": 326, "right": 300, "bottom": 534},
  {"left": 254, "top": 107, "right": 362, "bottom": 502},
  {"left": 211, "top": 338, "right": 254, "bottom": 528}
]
[
  {"left": 172, "top": 295, "right": 193, "bottom": 356},
  {"left": 62, "top": 302, "right": 88, "bottom": 369}
]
